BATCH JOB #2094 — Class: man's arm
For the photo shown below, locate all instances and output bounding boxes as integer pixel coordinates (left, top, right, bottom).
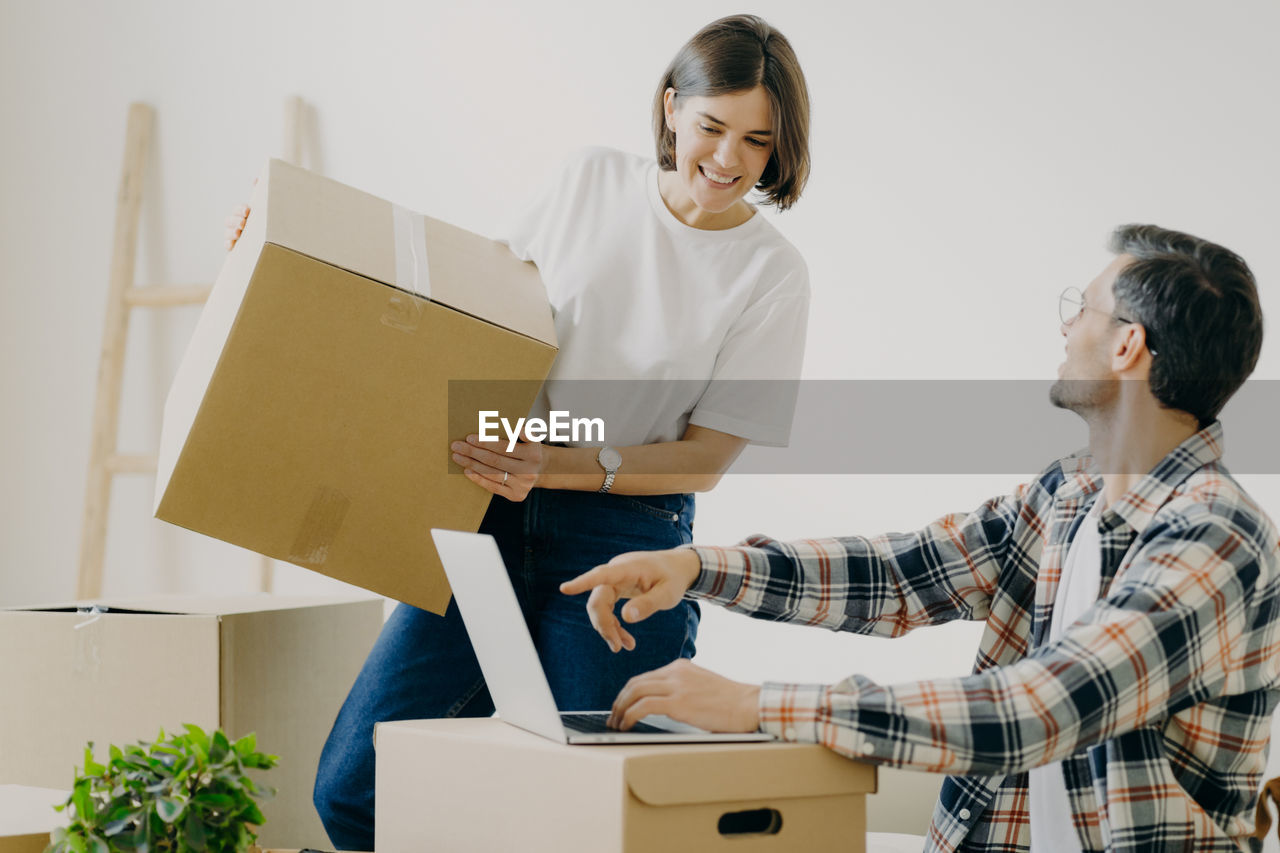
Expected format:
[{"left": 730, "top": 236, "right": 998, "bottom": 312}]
[
  {"left": 749, "top": 515, "right": 1275, "bottom": 772},
  {"left": 562, "top": 482, "right": 1034, "bottom": 652},
  {"left": 686, "top": 484, "right": 1031, "bottom": 638},
  {"left": 599, "top": 512, "right": 1275, "bottom": 746}
]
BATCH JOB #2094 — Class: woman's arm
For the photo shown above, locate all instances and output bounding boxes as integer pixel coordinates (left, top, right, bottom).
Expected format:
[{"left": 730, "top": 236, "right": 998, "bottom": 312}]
[{"left": 450, "top": 423, "right": 747, "bottom": 498}]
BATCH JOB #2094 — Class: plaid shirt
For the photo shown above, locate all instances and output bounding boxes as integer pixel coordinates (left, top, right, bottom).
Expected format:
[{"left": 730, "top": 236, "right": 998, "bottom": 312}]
[{"left": 689, "top": 423, "right": 1280, "bottom": 852}]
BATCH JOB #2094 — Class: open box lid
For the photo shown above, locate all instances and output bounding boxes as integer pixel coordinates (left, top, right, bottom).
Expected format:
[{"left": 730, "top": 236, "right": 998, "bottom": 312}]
[
  {"left": 621, "top": 745, "right": 876, "bottom": 806},
  {"left": 1, "top": 594, "right": 380, "bottom": 617},
  {"left": 0, "top": 785, "right": 66, "bottom": 838},
  {"left": 253, "top": 158, "right": 556, "bottom": 347}
]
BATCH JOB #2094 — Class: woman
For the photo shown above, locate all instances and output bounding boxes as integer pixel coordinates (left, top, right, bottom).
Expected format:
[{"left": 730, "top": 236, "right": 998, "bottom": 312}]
[{"left": 228, "top": 14, "right": 811, "bottom": 849}]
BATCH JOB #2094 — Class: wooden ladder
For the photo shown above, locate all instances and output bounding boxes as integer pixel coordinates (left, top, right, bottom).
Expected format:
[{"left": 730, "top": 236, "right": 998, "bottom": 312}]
[{"left": 76, "top": 97, "right": 310, "bottom": 599}]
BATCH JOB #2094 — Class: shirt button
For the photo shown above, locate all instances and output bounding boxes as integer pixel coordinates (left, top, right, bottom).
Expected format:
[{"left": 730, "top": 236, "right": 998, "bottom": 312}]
[
  {"left": 784, "top": 728, "right": 797, "bottom": 741},
  {"left": 959, "top": 808, "right": 972, "bottom": 821},
  {"left": 860, "top": 742, "right": 875, "bottom": 755}
]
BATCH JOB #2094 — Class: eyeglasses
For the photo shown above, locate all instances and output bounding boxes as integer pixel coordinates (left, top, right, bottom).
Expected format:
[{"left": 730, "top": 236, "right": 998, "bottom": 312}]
[
  {"left": 1058, "top": 286, "right": 1136, "bottom": 325},
  {"left": 1058, "top": 287, "right": 1157, "bottom": 355}
]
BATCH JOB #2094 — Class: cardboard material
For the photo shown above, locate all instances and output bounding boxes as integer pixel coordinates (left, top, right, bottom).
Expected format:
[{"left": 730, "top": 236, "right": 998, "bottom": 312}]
[
  {"left": 374, "top": 718, "right": 877, "bottom": 853},
  {"left": 0, "top": 786, "right": 65, "bottom": 853},
  {"left": 154, "top": 159, "right": 557, "bottom": 615},
  {"left": 0, "top": 595, "right": 384, "bottom": 850}
]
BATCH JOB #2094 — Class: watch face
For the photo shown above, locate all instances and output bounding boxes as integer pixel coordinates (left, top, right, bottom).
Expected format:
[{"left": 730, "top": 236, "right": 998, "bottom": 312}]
[{"left": 598, "top": 447, "right": 622, "bottom": 470}]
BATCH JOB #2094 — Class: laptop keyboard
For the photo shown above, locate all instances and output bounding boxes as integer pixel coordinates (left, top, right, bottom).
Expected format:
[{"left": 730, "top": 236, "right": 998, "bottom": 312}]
[{"left": 561, "top": 712, "right": 670, "bottom": 735}]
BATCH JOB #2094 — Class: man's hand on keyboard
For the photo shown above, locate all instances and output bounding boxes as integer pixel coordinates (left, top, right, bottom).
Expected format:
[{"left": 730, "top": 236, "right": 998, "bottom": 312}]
[{"left": 607, "top": 659, "right": 761, "bottom": 733}]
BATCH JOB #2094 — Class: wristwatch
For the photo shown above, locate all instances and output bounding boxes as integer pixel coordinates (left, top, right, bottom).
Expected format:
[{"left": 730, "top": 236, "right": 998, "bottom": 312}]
[{"left": 596, "top": 446, "right": 622, "bottom": 493}]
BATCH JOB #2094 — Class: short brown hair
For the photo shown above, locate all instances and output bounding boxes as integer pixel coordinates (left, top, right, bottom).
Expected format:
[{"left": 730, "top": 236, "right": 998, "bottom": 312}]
[
  {"left": 1109, "top": 224, "right": 1263, "bottom": 428},
  {"left": 652, "top": 15, "right": 811, "bottom": 211}
]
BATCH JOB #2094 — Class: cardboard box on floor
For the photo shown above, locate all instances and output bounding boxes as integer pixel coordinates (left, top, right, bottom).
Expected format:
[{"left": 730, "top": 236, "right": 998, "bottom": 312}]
[
  {"left": 154, "top": 159, "right": 557, "bottom": 615},
  {"left": 0, "top": 786, "right": 65, "bottom": 853},
  {"left": 374, "top": 719, "right": 877, "bottom": 853},
  {"left": 0, "top": 595, "right": 383, "bottom": 850}
]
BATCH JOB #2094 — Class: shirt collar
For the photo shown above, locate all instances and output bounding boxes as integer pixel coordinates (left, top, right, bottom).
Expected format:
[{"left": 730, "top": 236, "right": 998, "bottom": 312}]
[{"left": 1054, "top": 421, "right": 1225, "bottom": 535}]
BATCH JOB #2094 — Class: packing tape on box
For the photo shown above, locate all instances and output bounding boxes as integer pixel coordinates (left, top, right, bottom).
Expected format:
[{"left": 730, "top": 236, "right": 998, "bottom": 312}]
[
  {"left": 385, "top": 204, "right": 430, "bottom": 332},
  {"left": 73, "top": 606, "right": 106, "bottom": 681},
  {"left": 288, "top": 485, "right": 351, "bottom": 566},
  {"left": 392, "top": 203, "right": 431, "bottom": 299}
]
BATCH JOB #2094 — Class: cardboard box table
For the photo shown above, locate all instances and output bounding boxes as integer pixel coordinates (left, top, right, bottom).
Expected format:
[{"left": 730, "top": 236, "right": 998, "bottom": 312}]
[
  {"left": 154, "top": 159, "right": 558, "bottom": 615},
  {"left": 0, "top": 786, "right": 65, "bottom": 853},
  {"left": 374, "top": 718, "right": 877, "bottom": 852},
  {"left": 0, "top": 595, "right": 383, "bottom": 850}
]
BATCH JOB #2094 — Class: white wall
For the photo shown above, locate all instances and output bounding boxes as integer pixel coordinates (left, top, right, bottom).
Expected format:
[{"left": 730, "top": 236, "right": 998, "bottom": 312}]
[{"left": 3, "top": 0, "right": 1278, "bottom": 839}]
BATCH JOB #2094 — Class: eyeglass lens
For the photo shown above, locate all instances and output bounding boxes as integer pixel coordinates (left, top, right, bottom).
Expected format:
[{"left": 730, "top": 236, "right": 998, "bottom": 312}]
[{"left": 1059, "top": 287, "right": 1084, "bottom": 324}]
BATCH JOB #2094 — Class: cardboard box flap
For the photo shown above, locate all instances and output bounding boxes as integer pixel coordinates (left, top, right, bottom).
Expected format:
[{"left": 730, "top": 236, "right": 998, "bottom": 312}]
[
  {"left": 419, "top": 216, "right": 556, "bottom": 347},
  {"left": 259, "top": 159, "right": 556, "bottom": 347},
  {"left": 2, "top": 595, "right": 378, "bottom": 617},
  {"left": 260, "top": 158, "right": 399, "bottom": 296},
  {"left": 1, "top": 599, "right": 199, "bottom": 616},
  {"left": 89, "top": 593, "right": 381, "bottom": 616},
  {"left": 4, "top": 605, "right": 177, "bottom": 616},
  {"left": 0, "top": 785, "right": 67, "bottom": 836},
  {"left": 623, "top": 746, "right": 876, "bottom": 806}
]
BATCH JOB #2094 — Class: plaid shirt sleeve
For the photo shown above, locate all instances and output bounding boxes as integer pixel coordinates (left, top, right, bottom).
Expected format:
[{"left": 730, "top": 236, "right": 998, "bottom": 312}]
[
  {"left": 693, "top": 506, "right": 1278, "bottom": 773},
  {"left": 687, "top": 482, "right": 1031, "bottom": 638}
]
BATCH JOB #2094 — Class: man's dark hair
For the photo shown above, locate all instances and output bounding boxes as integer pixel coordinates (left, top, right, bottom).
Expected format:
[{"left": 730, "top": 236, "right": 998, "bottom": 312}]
[{"left": 1109, "top": 224, "right": 1263, "bottom": 428}]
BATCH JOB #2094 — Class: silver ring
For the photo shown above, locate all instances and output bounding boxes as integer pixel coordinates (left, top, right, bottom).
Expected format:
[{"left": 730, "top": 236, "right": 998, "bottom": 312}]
[{"left": 502, "top": 471, "right": 509, "bottom": 485}]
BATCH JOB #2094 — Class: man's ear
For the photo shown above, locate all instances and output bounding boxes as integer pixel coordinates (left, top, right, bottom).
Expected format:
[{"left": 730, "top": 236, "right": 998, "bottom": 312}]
[{"left": 1111, "top": 324, "right": 1151, "bottom": 374}]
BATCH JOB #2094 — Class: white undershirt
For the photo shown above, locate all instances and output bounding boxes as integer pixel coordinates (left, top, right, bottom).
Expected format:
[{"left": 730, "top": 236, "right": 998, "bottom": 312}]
[{"left": 1028, "top": 497, "right": 1104, "bottom": 853}]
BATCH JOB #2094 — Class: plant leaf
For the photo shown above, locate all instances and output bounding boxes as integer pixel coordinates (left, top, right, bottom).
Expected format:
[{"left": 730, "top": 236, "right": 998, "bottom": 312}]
[
  {"left": 231, "top": 732, "right": 256, "bottom": 758},
  {"left": 183, "top": 808, "right": 208, "bottom": 850},
  {"left": 130, "top": 812, "right": 150, "bottom": 853},
  {"left": 191, "top": 792, "right": 235, "bottom": 810},
  {"left": 239, "top": 801, "right": 266, "bottom": 826},
  {"left": 209, "top": 730, "right": 230, "bottom": 763},
  {"left": 182, "top": 724, "right": 210, "bottom": 751},
  {"left": 83, "top": 746, "right": 106, "bottom": 778},
  {"left": 102, "top": 814, "right": 136, "bottom": 837},
  {"left": 214, "top": 771, "right": 245, "bottom": 792},
  {"left": 154, "top": 797, "right": 185, "bottom": 824},
  {"left": 72, "top": 782, "right": 94, "bottom": 821}
]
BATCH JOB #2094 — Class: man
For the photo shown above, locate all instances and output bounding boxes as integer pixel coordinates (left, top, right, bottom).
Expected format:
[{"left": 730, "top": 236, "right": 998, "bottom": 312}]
[{"left": 562, "top": 224, "right": 1278, "bottom": 852}]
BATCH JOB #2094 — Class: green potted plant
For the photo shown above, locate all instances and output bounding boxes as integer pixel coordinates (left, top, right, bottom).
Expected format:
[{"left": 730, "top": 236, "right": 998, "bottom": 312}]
[{"left": 45, "top": 724, "right": 278, "bottom": 853}]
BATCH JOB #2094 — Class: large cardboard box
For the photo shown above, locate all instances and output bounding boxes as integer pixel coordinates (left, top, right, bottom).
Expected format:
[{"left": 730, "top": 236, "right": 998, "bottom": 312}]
[
  {"left": 0, "top": 595, "right": 383, "bottom": 850},
  {"left": 154, "top": 159, "right": 557, "bottom": 615},
  {"left": 374, "top": 719, "right": 877, "bottom": 852},
  {"left": 0, "top": 786, "right": 65, "bottom": 853}
]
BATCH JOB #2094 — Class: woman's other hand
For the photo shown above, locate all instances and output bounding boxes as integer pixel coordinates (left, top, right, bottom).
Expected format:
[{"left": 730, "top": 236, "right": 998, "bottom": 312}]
[{"left": 222, "top": 179, "right": 257, "bottom": 251}]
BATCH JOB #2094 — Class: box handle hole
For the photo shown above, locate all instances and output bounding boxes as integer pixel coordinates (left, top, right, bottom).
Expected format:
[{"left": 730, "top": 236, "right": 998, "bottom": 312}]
[{"left": 717, "top": 807, "right": 782, "bottom": 836}]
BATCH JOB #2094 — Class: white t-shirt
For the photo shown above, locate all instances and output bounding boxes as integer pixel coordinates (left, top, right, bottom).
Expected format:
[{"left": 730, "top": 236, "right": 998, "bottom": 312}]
[
  {"left": 498, "top": 146, "right": 809, "bottom": 448},
  {"left": 1028, "top": 497, "right": 1104, "bottom": 853}
]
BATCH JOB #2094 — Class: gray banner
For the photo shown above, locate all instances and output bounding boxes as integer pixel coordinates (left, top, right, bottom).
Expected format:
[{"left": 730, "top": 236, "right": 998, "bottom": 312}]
[{"left": 449, "top": 380, "right": 1280, "bottom": 475}]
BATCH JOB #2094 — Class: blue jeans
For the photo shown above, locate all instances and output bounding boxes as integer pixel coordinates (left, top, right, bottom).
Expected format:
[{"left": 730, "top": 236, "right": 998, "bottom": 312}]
[{"left": 313, "top": 488, "right": 699, "bottom": 849}]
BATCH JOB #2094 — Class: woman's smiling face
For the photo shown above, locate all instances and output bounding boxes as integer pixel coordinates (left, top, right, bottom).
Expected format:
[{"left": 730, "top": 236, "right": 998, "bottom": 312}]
[{"left": 661, "top": 85, "right": 775, "bottom": 226}]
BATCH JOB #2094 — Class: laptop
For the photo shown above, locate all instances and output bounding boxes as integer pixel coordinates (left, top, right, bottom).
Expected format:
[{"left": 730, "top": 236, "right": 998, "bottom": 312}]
[{"left": 430, "top": 528, "right": 775, "bottom": 745}]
